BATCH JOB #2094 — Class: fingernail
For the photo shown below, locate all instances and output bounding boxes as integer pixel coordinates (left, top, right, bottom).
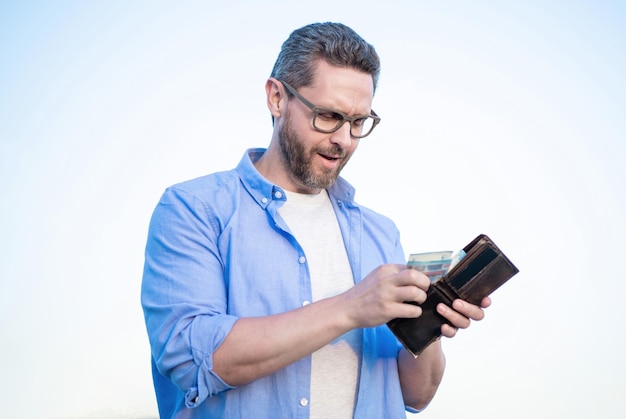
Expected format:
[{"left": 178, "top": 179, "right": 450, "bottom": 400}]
[{"left": 453, "top": 300, "right": 464, "bottom": 310}]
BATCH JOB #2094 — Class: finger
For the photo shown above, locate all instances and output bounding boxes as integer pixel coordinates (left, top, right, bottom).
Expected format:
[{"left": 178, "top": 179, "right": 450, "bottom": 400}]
[
  {"left": 376, "top": 263, "right": 406, "bottom": 278},
  {"left": 481, "top": 296, "right": 492, "bottom": 309},
  {"left": 452, "top": 299, "right": 485, "bottom": 321},
  {"left": 398, "top": 267, "right": 430, "bottom": 291},
  {"left": 441, "top": 323, "right": 458, "bottom": 338},
  {"left": 395, "top": 301, "right": 423, "bottom": 319},
  {"left": 396, "top": 284, "right": 428, "bottom": 305},
  {"left": 436, "top": 303, "right": 471, "bottom": 329}
]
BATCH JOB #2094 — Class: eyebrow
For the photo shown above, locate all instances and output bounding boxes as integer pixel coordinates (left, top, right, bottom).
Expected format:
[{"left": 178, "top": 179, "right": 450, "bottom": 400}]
[{"left": 282, "top": 81, "right": 372, "bottom": 117}]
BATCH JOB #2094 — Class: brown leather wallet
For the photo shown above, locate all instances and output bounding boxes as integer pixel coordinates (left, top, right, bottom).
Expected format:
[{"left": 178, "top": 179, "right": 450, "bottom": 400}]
[{"left": 387, "top": 234, "right": 519, "bottom": 357}]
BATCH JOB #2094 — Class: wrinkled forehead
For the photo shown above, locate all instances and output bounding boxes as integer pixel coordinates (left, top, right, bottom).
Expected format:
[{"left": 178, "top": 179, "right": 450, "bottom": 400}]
[{"left": 304, "top": 60, "right": 374, "bottom": 114}]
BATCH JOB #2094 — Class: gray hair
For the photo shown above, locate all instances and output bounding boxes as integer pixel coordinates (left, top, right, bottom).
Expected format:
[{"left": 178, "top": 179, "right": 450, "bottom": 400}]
[{"left": 270, "top": 22, "right": 381, "bottom": 94}]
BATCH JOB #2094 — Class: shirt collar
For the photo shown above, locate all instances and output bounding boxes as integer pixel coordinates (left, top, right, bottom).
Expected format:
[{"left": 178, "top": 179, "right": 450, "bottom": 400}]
[{"left": 236, "top": 148, "right": 356, "bottom": 208}]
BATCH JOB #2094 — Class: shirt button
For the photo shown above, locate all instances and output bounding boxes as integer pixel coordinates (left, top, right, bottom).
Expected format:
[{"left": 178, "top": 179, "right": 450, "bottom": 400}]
[
  {"left": 299, "top": 397, "right": 309, "bottom": 407},
  {"left": 298, "top": 256, "right": 306, "bottom": 264},
  {"left": 261, "top": 197, "right": 268, "bottom": 204},
  {"left": 302, "top": 300, "right": 310, "bottom": 306},
  {"left": 274, "top": 191, "right": 283, "bottom": 199}
]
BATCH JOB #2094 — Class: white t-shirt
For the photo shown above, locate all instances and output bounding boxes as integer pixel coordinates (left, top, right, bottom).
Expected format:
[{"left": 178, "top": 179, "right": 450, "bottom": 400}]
[{"left": 278, "top": 190, "right": 362, "bottom": 419}]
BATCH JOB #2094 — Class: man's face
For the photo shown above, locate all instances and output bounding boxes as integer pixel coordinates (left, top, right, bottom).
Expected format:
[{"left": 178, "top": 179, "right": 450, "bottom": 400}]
[
  {"left": 277, "top": 61, "right": 374, "bottom": 193},
  {"left": 278, "top": 108, "right": 349, "bottom": 191}
]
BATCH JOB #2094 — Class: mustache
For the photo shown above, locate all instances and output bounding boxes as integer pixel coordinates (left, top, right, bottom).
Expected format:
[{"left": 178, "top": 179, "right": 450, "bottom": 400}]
[{"left": 314, "top": 144, "right": 346, "bottom": 158}]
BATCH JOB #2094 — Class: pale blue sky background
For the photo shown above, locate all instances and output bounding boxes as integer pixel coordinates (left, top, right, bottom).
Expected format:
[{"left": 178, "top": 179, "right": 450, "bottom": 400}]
[{"left": 1, "top": 1, "right": 625, "bottom": 418}]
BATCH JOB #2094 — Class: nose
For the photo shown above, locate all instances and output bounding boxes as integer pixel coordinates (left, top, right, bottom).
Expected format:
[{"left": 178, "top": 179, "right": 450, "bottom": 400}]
[{"left": 329, "top": 121, "right": 353, "bottom": 148}]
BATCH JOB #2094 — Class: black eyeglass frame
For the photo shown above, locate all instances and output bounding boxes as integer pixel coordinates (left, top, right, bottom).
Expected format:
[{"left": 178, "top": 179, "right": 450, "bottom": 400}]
[{"left": 280, "top": 80, "right": 381, "bottom": 139}]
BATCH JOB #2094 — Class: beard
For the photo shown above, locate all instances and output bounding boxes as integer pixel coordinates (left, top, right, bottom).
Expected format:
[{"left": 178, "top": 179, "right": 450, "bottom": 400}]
[{"left": 278, "top": 111, "right": 351, "bottom": 191}]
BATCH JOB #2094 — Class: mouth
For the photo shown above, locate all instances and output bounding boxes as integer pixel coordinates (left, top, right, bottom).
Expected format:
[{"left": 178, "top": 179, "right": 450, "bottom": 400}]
[
  {"left": 318, "top": 149, "right": 345, "bottom": 161},
  {"left": 316, "top": 152, "right": 343, "bottom": 170},
  {"left": 320, "top": 153, "right": 340, "bottom": 161},
  {"left": 313, "top": 143, "right": 348, "bottom": 170}
]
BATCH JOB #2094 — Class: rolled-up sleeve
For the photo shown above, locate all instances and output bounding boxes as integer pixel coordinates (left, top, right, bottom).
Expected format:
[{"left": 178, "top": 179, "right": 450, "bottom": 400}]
[{"left": 141, "top": 186, "right": 237, "bottom": 406}]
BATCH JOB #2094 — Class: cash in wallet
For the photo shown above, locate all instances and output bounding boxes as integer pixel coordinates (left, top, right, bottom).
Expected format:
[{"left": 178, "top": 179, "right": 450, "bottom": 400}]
[{"left": 387, "top": 234, "right": 519, "bottom": 357}]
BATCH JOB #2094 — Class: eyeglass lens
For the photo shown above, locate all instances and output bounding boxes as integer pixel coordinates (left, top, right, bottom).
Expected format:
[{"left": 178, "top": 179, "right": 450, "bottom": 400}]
[{"left": 313, "top": 111, "right": 376, "bottom": 138}]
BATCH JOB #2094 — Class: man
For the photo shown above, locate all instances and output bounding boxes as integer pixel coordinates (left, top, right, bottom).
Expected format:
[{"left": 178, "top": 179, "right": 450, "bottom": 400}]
[{"left": 141, "top": 22, "right": 489, "bottom": 418}]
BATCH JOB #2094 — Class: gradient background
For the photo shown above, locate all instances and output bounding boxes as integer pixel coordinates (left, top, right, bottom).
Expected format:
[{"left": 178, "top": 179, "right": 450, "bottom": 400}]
[{"left": 1, "top": 1, "right": 625, "bottom": 418}]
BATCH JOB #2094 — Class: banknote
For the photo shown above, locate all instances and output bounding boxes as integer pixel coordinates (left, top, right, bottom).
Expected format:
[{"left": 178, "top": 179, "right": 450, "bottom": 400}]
[{"left": 408, "top": 250, "right": 466, "bottom": 282}]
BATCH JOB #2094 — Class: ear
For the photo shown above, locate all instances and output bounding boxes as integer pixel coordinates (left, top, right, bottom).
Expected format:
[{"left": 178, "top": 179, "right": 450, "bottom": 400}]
[{"left": 266, "top": 78, "right": 286, "bottom": 120}]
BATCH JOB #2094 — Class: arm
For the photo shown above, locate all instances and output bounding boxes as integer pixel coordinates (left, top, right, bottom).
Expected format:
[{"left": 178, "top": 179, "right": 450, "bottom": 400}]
[
  {"left": 214, "top": 264, "right": 430, "bottom": 385},
  {"left": 398, "top": 296, "right": 491, "bottom": 411},
  {"left": 143, "top": 186, "right": 429, "bottom": 401}
]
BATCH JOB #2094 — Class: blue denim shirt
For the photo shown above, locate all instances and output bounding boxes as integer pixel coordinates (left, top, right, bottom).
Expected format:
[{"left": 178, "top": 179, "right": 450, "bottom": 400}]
[{"left": 141, "top": 149, "right": 413, "bottom": 418}]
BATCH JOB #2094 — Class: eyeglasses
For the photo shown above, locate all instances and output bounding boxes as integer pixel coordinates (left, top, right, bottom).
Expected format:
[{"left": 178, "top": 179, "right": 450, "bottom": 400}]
[{"left": 281, "top": 80, "right": 381, "bottom": 139}]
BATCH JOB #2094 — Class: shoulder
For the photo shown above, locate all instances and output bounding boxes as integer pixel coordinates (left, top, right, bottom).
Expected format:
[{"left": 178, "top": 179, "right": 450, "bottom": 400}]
[
  {"left": 359, "top": 204, "right": 401, "bottom": 238},
  {"left": 163, "top": 169, "right": 241, "bottom": 203},
  {"left": 329, "top": 178, "right": 400, "bottom": 237},
  {"left": 359, "top": 204, "right": 397, "bottom": 226},
  {"left": 150, "top": 169, "right": 242, "bottom": 237}
]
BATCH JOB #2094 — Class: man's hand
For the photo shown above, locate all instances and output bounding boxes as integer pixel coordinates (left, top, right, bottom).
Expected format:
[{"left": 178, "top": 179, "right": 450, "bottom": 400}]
[
  {"left": 213, "top": 264, "right": 431, "bottom": 386},
  {"left": 397, "top": 295, "right": 491, "bottom": 410},
  {"left": 340, "top": 264, "right": 431, "bottom": 329},
  {"left": 437, "top": 296, "right": 491, "bottom": 338}
]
